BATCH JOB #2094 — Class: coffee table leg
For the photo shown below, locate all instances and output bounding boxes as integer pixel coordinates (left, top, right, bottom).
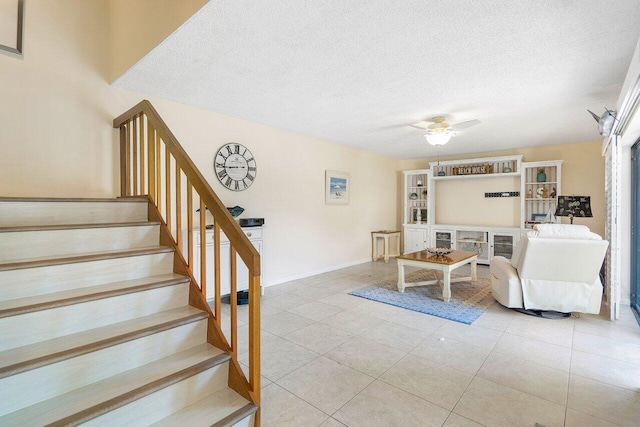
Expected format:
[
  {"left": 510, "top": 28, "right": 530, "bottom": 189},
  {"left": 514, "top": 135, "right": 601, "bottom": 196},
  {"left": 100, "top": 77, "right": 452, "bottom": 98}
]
[
  {"left": 443, "top": 269, "right": 451, "bottom": 302},
  {"left": 397, "top": 261, "right": 405, "bottom": 293},
  {"left": 471, "top": 258, "right": 477, "bottom": 281}
]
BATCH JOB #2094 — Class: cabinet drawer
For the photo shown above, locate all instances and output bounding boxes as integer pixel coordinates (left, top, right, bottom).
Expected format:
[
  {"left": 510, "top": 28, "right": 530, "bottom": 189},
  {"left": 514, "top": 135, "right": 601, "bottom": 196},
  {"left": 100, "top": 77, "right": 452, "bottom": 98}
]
[
  {"left": 242, "top": 228, "right": 262, "bottom": 240},
  {"left": 200, "top": 227, "right": 262, "bottom": 244}
]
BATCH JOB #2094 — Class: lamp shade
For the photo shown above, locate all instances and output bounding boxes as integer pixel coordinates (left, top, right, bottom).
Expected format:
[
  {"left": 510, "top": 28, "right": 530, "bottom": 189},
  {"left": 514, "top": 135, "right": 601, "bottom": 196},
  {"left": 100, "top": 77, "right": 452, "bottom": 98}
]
[
  {"left": 423, "top": 132, "right": 452, "bottom": 146},
  {"left": 555, "top": 196, "right": 592, "bottom": 224}
]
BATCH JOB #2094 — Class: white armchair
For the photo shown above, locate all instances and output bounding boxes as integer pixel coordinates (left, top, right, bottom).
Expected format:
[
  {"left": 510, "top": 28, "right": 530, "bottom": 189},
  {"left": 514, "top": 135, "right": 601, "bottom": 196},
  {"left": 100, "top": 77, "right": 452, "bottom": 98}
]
[{"left": 490, "top": 225, "right": 609, "bottom": 314}]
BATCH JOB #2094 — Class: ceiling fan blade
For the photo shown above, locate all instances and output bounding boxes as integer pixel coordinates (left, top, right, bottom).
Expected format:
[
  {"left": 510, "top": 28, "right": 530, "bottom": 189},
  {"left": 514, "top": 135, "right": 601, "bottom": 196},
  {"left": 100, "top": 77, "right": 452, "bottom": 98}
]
[
  {"left": 409, "top": 121, "right": 431, "bottom": 130},
  {"left": 449, "top": 119, "right": 481, "bottom": 131}
]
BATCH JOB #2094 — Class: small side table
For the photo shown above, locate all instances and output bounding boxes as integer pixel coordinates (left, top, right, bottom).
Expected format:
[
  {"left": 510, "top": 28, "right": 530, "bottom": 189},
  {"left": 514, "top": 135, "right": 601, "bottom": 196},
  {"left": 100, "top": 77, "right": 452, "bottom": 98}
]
[{"left": 371, "top": 230, "right": 401, "bottom": 262}]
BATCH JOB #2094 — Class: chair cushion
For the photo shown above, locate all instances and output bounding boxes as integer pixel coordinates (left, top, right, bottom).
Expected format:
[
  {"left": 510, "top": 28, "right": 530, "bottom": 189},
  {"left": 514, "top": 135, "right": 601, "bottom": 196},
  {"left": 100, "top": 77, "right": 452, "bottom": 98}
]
[{"left": 529, "top": 224, "right": 602, "bottom": 240}]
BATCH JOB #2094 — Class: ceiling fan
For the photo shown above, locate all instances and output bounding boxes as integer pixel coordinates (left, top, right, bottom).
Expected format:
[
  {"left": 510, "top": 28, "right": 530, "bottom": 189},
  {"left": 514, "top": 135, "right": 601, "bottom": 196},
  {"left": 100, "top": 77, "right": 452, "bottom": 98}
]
[{"left": 411, "top": 116, "right": 481, "bottom": 146}]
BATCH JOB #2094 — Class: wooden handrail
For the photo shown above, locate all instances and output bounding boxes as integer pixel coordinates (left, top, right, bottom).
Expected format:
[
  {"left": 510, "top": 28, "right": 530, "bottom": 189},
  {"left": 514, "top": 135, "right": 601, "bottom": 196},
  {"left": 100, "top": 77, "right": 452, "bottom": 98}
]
[
  {"left": 114, "top": 101, "right": 260, "bottom": 274},
  {"left": 114, "top": 100, "right": 261, "bottom": 426}
]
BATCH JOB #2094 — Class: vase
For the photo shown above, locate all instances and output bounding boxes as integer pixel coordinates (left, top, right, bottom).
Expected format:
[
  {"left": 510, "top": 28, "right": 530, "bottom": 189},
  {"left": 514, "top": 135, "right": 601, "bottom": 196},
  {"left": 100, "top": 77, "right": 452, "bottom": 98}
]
[{"left": 536, "top": 171, "right": 547, "bottom": 182}]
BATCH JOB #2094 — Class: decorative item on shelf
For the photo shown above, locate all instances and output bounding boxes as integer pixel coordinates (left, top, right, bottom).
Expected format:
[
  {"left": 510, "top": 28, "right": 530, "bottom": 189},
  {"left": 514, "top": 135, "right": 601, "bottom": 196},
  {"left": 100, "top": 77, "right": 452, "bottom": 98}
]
[
  {"left": 550, "top": 187, "right": 557, "bottom": 198},
  {"left": 453, "top": 164, "right": 493, "bottom": 176},
  {"left": 195, "top": 206, "right": 214, "bottom": 229},
  {"left": 527, "top": 188, "right": 532, "bottom": 198},
  {"left": 411, "top": 207, "right": 428, "bottom": 223},
  {"left": 422, "top": 189, "right": 428, "bottom": 196},
  {"left": 461, "top": 239, "right": 483, "bottom": 254},
  {"left": 503, "top": 165, "right": 513, "bottom": 173},
  {"left": 416, "top": 179, "right": 423, "bottom": 187},
  {"left": 555, "top": 195, "right": 592, "bottom": 224},
  {"left": 409, "top": 192, "right": 418, "bottom": 200},
  {"left": 531, "top": 213, "right": 547, "bottom": 223},
  {"left": 536, "top": 168, "right": 547, "bottom": 182},
  {"left": 438, "top": 170, "right": 446, "bottom": 176},
  {"left": 426, "top": 247, "right": 453, "bottom": 257},
  {"left": 226, "top": 205, "right": 245, "bottom": 218},
  {"left": 536, "top": 188, "right": 545, "bottom": 199}
]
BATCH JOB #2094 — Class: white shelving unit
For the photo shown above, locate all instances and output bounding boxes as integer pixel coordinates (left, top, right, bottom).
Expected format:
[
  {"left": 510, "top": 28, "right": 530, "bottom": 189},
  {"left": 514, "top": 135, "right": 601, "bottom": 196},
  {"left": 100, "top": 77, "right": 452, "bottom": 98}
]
[
  {"left": 521, "top": 160, "right": 563, "bottom": 229},
  {"left": 402, "top": 169, "right": 431, "bottom": 254},
  {"left": 402, "top": 155, "right": 562, "bottom": 261}
]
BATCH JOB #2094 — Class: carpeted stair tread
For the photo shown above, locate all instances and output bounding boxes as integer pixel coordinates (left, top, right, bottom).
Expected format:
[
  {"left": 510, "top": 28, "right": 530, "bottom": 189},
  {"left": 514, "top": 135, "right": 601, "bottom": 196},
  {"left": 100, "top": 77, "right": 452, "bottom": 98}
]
[
  {"left": 151, "top": 388, "right": 256, "bottom": 427},
  {"left": 0, "top": 306, "right": 208, "bottom": 379},
  {"left": 0, "top": 343, "right": 229, "bottom": 426},
  {"left": 0, "top": 221, "right": 160, "bottom": 233},
  {"left": 0, "top": 245, "right": 174, "bottom": 271},
  {"left": 0, "top": 273, "right": 190, "bottom": 318}
]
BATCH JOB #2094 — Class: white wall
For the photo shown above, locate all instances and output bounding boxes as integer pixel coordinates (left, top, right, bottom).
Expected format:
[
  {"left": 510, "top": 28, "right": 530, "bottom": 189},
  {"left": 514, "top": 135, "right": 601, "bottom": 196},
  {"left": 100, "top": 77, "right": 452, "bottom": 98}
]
[{"left": 0, "top": 0, "right": 399, "bottom": 286}]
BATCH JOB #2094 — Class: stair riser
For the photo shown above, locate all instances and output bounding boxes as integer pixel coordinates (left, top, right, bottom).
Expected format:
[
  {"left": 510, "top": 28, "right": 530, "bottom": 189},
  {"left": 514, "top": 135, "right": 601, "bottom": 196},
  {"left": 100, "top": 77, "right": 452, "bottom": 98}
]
[
  {"left": 83, "top": 362, "right": 230, "bottom": 426},
  {"left": 0, "top": 201, "right": 148, "bottom": 227},
  {"left": 0, "top": 225, "right": 160, "bottom": 261},
  {"left": 0, "top": 319, "right": 208, "bottom": 417},
  {"left": 0, "top": 253, "right": 174, "bottom": 300},
  {"left": 0, "top": 283, "right": 189, "bottom": 352}
]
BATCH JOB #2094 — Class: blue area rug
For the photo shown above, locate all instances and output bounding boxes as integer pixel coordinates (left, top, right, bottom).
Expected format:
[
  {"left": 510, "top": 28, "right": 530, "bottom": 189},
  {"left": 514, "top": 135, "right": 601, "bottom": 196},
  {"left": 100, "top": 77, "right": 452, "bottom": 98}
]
[{"left": 350, "top": 270, "right": 494, "bottom": 325}]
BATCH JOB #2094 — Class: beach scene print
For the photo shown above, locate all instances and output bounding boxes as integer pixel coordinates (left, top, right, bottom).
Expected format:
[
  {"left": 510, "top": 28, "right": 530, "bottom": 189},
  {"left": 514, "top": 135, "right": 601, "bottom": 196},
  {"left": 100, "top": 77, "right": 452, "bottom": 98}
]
[{"left": 329, "top": 176, "right": 348, "bottom": 199}]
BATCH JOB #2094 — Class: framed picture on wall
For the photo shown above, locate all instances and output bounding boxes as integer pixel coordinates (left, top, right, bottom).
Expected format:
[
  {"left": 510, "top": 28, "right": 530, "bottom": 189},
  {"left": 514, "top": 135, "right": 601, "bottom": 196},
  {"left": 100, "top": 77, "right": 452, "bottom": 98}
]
[
  {"left": 0, "top": 0, "right": 24, "bottom": 56},
  {"left": 325, "top": 170, "right": 350, "bottom": 205}
]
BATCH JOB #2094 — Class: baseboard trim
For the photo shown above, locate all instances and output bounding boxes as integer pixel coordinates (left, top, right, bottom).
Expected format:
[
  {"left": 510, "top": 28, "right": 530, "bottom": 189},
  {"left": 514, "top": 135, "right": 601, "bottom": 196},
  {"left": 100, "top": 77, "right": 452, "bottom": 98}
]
[{"left": 264, "top": 258, "right": 371, "bottom": 287}]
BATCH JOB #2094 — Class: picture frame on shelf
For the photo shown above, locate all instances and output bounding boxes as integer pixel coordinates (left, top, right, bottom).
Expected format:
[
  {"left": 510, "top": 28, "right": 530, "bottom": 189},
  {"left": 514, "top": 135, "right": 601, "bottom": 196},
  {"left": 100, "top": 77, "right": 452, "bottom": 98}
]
[
  {"left": 411, "top": 207, "right": 428, "bottom": 223},
  {"left": 531, "top": 213, "right": 546, "bottom": 223},
  {"left": 325, "top": 170, "right": 350, "bottom": 205}
]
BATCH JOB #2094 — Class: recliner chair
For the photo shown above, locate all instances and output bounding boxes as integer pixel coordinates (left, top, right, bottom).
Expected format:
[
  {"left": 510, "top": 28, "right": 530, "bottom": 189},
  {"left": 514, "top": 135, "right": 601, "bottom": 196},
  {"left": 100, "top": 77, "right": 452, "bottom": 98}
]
[{"left": 490, "top": 224, "right": 609, "bottom": 314}]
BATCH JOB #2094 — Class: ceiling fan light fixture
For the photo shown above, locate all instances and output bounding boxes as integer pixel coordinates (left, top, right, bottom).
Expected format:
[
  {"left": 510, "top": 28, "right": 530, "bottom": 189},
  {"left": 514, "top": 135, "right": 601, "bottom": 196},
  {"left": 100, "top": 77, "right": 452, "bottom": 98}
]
[{"left": 424, "top": 130, "right": 452, "bottom": 146}]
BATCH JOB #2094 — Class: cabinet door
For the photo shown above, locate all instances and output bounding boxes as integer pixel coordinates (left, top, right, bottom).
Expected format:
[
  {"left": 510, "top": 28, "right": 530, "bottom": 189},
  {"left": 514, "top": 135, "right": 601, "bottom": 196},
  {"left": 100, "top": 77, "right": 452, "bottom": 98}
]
[
  {"left": 404, "top": 228, "right": 425, "bottom": 254},
  {"left": 432, "top": 230, "right": 454, "bottom": 249},
  {"left": 490, "top": 233, "right": 517, "bottom": 259}
]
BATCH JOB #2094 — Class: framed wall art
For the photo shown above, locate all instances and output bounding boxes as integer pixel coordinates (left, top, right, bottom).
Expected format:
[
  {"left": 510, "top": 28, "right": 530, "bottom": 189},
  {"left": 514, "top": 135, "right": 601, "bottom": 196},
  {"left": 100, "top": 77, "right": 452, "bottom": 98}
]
[
  {"left": 0, "top": 0, "right": 24, "bottom": 56},
  {"left": 325, "top": 170, "right": 350, "bottom": 205}
]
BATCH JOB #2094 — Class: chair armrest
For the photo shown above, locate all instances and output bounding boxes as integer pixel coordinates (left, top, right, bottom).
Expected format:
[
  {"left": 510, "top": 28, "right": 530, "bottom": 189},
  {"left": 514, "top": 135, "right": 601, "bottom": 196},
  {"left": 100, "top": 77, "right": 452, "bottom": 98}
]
[{"left": 490, "top": 256, "right": 519, "bottom": 283}]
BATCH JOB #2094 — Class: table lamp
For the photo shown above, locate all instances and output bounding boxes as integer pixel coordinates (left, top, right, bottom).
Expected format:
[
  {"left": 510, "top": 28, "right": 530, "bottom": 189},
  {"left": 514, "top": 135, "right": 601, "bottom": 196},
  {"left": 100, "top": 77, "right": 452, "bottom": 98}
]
[{"left": 554, "top": 196, "right": 593, "bottom": 224}]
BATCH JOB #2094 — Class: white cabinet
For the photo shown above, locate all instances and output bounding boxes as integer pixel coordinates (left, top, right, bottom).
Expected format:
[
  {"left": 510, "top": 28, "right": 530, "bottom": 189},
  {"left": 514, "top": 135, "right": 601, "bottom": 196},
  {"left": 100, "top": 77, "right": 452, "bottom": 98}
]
[
  {"left": 431, "top": 225, "right": 520, "bottom": 265},
  {"left": 490, "top": 231, "right": 519, "bottom": 260},
  {"left": 432, "top": 229, "right": 455, "bottom": 250},
  {"left": 403, "top": 225, "right": 429, "bottom": 254},
  {"left": 193, "top": 226, "right": 264, "bottom": 300}
]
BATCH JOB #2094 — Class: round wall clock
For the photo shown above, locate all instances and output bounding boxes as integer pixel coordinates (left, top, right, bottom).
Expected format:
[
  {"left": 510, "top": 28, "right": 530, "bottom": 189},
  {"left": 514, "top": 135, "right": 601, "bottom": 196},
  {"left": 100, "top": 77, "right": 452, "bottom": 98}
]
[{"left": 214, "top": 143, "right": 257, "bottom": 191}]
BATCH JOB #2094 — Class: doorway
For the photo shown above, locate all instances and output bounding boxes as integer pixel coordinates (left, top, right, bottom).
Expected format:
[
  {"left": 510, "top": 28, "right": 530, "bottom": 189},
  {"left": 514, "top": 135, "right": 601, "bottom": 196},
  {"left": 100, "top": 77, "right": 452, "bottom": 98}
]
[{"left": 631, "top": 141, "right": 640, "bottom": 323}]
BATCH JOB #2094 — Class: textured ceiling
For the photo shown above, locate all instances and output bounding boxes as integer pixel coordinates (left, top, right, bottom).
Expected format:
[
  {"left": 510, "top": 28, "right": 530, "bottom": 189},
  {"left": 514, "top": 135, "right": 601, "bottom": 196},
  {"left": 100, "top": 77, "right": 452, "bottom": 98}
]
[{"left": 114, "top": 0, "right": 640, "bottom": 159}]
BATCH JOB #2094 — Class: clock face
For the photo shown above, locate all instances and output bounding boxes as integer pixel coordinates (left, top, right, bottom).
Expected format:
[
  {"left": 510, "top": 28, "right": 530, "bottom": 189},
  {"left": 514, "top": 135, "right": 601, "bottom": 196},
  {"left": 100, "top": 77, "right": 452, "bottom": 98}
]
[{"left": 214, "top": 143, "right": 257, "bottom": 191}]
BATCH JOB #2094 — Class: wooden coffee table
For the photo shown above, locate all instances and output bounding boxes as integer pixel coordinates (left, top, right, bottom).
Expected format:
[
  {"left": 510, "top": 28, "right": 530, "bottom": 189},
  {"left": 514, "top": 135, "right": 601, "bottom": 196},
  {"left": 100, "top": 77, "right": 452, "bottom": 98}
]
[{"left": 397, "top": 250, "right": 478, "bottom": 303}]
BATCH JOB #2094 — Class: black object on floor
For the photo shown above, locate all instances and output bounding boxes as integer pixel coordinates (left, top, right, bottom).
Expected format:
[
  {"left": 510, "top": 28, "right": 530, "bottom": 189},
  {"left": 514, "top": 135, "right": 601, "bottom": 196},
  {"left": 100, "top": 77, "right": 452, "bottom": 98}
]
[
  {"left": 514, "top": 308, "right": 571, "bottom": 319},
  {"left": 237, "top": 290, "right": 249, "bottom": 305}
]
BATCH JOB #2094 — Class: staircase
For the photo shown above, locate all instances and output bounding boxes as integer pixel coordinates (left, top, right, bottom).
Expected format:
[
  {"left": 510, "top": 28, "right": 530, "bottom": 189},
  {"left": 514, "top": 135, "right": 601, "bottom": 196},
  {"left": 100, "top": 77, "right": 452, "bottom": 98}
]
[{"left": 0, "top": 197, "right": 257, "bottom": 426}]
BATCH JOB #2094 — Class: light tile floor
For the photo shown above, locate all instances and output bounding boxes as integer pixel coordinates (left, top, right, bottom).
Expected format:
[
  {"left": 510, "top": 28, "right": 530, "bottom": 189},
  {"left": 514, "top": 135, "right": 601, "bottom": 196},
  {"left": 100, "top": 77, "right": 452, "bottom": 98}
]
[{"left": 221, "top": 260, "right": 640, "bottom": 427}]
